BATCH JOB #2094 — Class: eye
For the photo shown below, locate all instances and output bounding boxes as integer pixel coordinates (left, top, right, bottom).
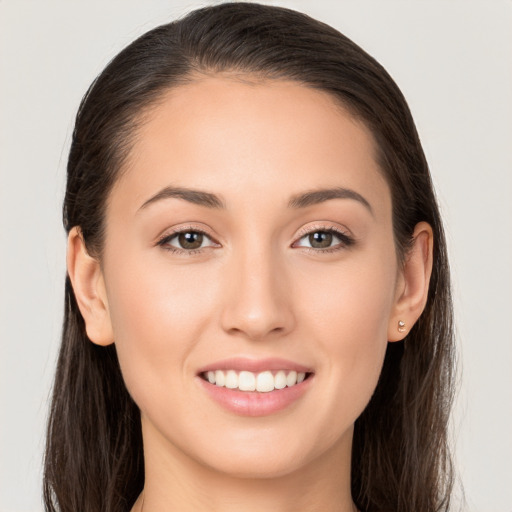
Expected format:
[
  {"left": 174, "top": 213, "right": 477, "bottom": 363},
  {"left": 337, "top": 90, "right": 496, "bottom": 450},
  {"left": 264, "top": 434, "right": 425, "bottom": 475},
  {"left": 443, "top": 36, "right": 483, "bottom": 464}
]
[
  {"left": 293, "top": 228, "right": 353, "bottom": 251},
  {"left": 158, "top": 229, "right": 219, "bottom": 252}
]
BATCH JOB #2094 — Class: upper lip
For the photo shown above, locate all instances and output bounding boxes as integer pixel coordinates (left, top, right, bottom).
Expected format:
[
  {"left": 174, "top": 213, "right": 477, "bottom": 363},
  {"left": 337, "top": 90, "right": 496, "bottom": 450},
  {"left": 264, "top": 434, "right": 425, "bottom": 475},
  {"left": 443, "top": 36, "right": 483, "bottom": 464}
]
[{"left": 197, "top": 357, "right": 313, "bottom": 374}]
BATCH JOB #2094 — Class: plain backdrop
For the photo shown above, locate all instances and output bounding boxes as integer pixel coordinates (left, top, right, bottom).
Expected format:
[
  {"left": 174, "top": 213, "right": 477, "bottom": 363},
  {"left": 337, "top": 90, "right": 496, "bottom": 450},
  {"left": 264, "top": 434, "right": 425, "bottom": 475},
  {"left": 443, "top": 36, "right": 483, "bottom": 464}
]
[{"left": 1, "top": 1, "right": 511, "bottom": 511}]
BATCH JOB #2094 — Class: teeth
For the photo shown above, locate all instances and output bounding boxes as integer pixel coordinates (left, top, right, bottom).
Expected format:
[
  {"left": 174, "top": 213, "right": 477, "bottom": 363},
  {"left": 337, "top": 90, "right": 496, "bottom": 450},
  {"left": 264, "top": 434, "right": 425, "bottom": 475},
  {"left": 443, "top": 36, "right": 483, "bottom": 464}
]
[
  {"left": 225, "top": 370, "right": 238, "bottom": 389},
  {"left": 215, "top": 370, "right": 225, "bottom": 387},
  {"left": 286, "top": 370, "right": 297, "bottom": 386},
  {"left": 274, "top": 370, "right": 287, "bottom": 389},
  {"left": 204, "top": 369, "right": 308, "bottom": 392},
  {"left": 256, "top": 371, "right": 274, "bottom": 392},
  {"left": 238, "top": 371, "right": 256, "bottom": 391}
]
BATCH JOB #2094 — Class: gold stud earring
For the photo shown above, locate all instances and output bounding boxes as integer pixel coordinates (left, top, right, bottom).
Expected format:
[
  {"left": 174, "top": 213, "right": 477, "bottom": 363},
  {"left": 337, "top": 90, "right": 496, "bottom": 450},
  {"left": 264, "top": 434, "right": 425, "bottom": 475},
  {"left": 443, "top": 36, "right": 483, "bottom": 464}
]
[{"left": 398, "top": 320, "right": 406, "bottom": 333}]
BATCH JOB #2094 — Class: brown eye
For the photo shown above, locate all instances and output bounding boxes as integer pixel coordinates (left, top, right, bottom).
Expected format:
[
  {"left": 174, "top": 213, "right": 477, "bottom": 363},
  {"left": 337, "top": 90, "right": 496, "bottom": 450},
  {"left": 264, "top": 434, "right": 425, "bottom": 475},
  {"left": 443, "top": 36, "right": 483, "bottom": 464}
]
[
  {"left": 293, "top": 228, "right": 353, "bottom": 252},
  {"left": 308, "top": 231, "right": 333, "bottom": 248},
  {"left": 178, "top": 231, "right": 204, "bottom": 249},
  {"left": 159, "top": 230, "right": 218, "bottom": 252}
]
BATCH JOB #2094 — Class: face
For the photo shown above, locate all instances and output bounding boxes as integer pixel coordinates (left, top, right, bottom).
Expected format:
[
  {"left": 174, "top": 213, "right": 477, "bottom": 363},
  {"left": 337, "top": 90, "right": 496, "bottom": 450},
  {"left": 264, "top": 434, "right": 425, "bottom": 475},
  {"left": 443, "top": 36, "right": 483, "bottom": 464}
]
[{"left": 99, "top": 76, "right": 402, "bottom": 478}]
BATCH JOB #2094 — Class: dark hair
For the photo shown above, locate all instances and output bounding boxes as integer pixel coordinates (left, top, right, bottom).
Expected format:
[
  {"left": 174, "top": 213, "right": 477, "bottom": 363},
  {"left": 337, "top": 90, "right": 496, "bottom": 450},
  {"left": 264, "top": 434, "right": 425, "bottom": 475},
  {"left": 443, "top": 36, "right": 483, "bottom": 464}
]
[{"left": 44, "top": 3, "right": 455, "bottom": 511}]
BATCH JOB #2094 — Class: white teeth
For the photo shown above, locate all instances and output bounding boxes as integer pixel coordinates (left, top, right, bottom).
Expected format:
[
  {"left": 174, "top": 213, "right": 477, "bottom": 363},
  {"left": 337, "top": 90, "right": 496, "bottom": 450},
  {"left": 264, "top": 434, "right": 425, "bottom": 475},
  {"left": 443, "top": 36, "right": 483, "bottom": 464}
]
[
  {"left": 238, "top": 371, "right": 256, "bottom": 391},
  {"left": 256, "top": 371, "right": 274, "bottom": 392},
  {"left": 286, "top": 370, "right": 297, "bottom": 387},
  {"left": 225, "top": 370, "right": 238, "bottom": 389},
  {"left": 204, "top": 369, "right": 308, "bottom": 392},
  {"left": 274, "top": 370, "right": 287, "bottom": 389},
  {"left": 215, "top": 370, "right": 225, "bottom": 387}
]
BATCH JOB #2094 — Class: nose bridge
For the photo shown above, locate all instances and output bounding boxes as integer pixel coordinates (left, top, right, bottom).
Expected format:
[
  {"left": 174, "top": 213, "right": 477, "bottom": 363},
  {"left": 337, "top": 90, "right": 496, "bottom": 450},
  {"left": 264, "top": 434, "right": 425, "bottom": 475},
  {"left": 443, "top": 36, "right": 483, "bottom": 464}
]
[{"left": 221, "top": 239, "right": 294, "bottom": 340}]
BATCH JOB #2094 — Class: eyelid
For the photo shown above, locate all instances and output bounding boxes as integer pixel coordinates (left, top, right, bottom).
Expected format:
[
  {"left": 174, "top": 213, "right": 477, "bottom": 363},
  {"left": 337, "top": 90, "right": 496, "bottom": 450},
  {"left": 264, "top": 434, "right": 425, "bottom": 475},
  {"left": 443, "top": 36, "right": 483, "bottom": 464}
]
[
  {"left": 294, "top": 222, "right": 352, "bottom": 239},
  {"left": 156, "top": 223, "right": 211, "bottom": 239}
]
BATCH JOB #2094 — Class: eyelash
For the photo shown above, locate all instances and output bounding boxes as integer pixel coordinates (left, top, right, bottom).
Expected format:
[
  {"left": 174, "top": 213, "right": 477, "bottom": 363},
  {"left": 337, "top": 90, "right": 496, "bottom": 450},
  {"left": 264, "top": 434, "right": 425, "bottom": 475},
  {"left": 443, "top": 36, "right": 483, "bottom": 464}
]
[
  {"left": 156, "top": 226, "right": 218, "bottom": 255},
  {"left": 293, "top": 225, "right": 355, "bottom": 254},
  {"left": 156, "top": 225, "right": 355, "bottom": 255}
]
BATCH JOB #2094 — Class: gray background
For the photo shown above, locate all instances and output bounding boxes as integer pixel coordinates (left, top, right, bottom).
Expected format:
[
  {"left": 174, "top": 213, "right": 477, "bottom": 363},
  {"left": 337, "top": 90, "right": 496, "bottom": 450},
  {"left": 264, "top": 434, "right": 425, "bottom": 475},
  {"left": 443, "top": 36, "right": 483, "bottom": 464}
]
[{"left": 1, "top": 1, "right": 511, "bottom": 510}]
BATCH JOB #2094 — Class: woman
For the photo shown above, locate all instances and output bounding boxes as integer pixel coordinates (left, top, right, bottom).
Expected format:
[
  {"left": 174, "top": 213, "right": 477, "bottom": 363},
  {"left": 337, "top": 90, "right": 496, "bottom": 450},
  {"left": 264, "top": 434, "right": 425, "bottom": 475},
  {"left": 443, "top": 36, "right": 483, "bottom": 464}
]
[{"left": 44, "top": 3, "right": 455, "bottom": 511}]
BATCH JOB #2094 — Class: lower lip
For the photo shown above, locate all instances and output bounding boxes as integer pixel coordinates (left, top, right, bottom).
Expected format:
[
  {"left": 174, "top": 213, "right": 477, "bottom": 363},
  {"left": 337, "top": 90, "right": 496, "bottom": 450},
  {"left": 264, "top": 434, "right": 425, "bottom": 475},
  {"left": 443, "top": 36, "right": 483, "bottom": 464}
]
[{"left": 197, "top": 375, "right": 313, "bottom": 417}]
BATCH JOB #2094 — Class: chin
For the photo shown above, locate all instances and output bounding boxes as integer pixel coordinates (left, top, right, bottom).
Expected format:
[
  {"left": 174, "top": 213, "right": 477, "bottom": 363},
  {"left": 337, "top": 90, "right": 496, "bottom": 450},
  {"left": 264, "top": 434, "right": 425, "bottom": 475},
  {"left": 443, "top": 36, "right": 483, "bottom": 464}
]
[
  {"left": 183, "top": 421, "right": 350, "bottom": 481},
  {"left": 202, "top": 450, "right": 308, "bottom": 480}
]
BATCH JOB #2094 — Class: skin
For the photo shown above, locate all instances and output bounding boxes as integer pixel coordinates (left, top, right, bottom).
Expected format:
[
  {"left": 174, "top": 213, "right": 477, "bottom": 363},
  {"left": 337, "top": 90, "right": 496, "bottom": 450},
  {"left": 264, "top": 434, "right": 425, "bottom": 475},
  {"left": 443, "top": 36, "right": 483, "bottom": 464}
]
[{"left": 68, "top": 76, "right": 433, "bottom": 512}]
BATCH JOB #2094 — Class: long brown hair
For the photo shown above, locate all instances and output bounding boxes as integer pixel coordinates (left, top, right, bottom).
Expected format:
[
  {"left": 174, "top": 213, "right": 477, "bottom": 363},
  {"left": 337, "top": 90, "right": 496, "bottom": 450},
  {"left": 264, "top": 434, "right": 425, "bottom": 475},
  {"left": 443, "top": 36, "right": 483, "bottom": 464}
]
[{"left": 44, "top": 3, "right": 455, "bottom": 511}]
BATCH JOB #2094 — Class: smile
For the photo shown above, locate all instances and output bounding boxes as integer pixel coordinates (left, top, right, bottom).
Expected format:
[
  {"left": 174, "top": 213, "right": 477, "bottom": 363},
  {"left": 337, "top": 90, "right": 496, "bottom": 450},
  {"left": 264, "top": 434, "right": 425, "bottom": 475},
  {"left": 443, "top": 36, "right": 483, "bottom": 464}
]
[
  {"left": 197, "top": 358, "right": 314, "bottom": 416},
  {"left": 201, "top": 369, "right": 308, "bottom": 392}
]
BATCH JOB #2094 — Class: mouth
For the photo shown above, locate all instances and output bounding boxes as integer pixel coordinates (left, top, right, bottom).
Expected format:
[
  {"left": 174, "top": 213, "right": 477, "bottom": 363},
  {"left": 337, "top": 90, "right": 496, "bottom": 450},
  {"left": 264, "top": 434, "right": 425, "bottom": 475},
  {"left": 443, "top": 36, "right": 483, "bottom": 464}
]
[
  {"left": 199, "top": 369, "right": 312, "bottom": 392},
  {"left": 196, "top": 358, "right": 314, "bottom": 416}
]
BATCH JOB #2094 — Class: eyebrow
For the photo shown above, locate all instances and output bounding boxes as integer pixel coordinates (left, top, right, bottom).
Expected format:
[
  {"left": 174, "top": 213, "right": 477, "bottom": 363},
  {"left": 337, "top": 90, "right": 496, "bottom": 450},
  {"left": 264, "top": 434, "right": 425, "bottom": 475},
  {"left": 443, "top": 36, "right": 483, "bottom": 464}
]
[
  {"left": 138, "top": 185, "right": 372, "bottom": 215},
  {"left": 288, "top": 187, "right": 373, "bottom": 215},
  {"left": 138, "top": 186, "right": 226, "bottom": 211}
]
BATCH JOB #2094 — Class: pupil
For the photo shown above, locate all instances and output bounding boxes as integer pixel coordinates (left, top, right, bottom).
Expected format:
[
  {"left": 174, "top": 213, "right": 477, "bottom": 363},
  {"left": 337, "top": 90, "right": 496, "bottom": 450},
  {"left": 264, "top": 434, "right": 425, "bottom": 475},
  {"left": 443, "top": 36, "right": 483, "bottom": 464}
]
[
  {"left": 309, "top": 231, "right": 332, "bottom": 248},
  {"left": 179, "top": 232, "right": 203, "bottom": 249}
]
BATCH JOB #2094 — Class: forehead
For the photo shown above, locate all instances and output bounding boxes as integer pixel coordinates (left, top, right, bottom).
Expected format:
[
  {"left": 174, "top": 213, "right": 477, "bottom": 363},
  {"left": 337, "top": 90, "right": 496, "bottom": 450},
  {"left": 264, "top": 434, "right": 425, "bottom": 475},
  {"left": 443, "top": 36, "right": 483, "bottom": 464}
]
[{"left": 110, "top": 76, "right": 390, "bottom": 218}]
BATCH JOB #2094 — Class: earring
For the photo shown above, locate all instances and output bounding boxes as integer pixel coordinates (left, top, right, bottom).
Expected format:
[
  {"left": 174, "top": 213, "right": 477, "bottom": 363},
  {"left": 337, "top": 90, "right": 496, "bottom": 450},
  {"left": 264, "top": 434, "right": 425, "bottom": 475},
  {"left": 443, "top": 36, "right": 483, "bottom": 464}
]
[{"left": 398, "top": 320, "right": 406, "bottom": 333}]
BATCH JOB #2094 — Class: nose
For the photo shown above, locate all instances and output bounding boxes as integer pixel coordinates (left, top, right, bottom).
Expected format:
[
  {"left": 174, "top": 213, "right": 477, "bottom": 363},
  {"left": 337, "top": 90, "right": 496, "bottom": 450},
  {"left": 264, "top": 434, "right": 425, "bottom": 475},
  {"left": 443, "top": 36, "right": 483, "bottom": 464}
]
[{"left": 220, "top": 245, "right": 295, "bottom": 341}]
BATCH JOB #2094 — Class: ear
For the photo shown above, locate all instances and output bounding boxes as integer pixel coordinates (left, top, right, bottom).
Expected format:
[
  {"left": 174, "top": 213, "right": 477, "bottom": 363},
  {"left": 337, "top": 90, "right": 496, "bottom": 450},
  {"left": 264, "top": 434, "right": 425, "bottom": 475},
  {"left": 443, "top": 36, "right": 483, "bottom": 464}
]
[
  {"left": 388, "top": 221, "right": 433, "bottom": 342},
  {"left": 67, "top": 227, "right": 114, "bottom": 346}
]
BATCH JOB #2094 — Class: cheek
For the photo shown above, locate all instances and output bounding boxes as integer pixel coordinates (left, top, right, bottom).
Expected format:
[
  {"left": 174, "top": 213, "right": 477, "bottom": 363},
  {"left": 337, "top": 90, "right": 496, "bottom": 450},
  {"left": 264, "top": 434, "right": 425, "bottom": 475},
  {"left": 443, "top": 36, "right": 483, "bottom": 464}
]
[
  {"left": 299, "top": 248, "right": 396, "bottom": 340},
  {"left": 297, "top": 251, "right": 397, "bottom": 414},
  {"left": 102, "top": 252, "right": 220, "bottom": 402}
]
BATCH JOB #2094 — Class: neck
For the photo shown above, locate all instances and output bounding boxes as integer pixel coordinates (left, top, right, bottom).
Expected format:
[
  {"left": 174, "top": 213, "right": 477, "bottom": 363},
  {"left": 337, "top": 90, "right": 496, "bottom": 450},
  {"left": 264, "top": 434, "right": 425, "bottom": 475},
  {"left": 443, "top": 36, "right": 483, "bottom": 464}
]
[{"left": 133, "top": 419, "right": 357, "bottom": 512}]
